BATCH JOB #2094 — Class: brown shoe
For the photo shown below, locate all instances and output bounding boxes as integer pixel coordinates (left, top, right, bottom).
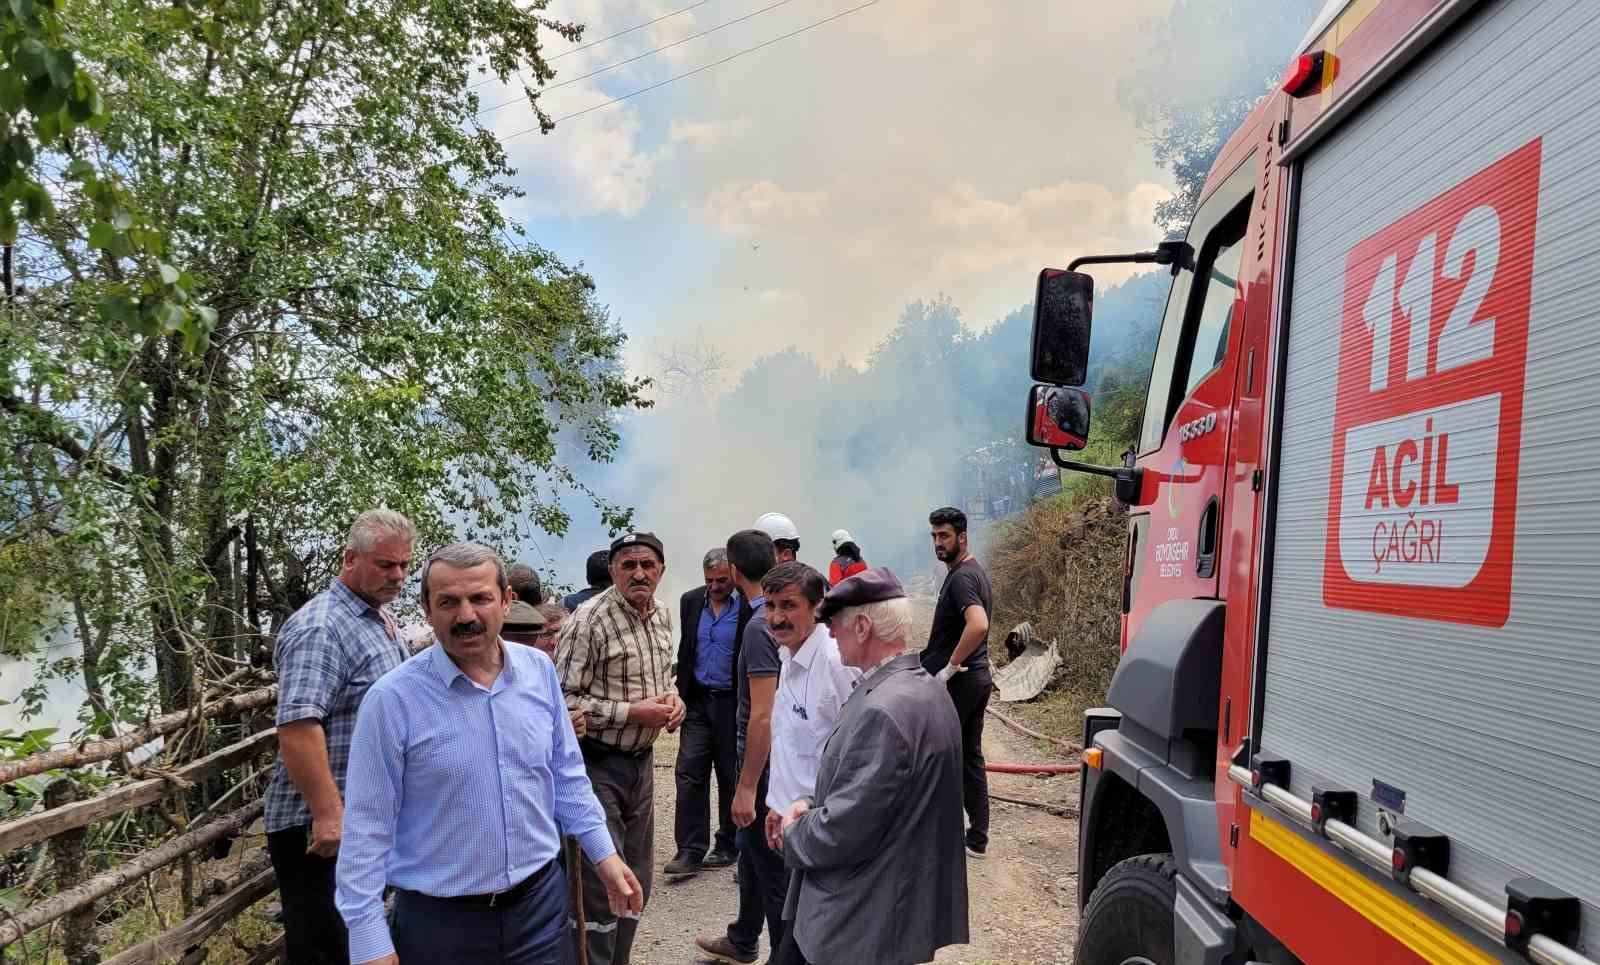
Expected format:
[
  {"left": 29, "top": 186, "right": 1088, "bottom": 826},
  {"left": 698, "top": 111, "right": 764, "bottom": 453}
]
[{"left": 694, "top": 934, "right": 757, "bottom": 964}]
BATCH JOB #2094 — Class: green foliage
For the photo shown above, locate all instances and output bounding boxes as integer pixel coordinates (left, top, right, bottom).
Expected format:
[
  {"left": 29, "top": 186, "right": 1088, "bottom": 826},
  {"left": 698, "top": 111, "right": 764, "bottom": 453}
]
[
  {"left": 0, "top": 0, "right": 210, "bottom": 346},
  {"left": 1, "top": 0, "right": 647, "bottom": 722}
]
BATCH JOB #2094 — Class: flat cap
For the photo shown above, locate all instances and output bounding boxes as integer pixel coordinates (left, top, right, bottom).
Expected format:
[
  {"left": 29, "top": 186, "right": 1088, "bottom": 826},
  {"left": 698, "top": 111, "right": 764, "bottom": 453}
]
[
  {"left": 610, "top": 531, "right": 665, "bottom": 562},
  {"left": 817, "top": 566, "right": 906, "bottom": 622},
  {"left": 503, "top": 600, "right": 546, "bottom": 631}
]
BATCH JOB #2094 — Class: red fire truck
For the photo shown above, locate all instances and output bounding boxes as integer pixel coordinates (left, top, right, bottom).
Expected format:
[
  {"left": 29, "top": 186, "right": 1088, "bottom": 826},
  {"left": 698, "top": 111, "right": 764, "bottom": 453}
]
[{"left": 1026, "top": 1, "right": 1600, "bottom": 962}]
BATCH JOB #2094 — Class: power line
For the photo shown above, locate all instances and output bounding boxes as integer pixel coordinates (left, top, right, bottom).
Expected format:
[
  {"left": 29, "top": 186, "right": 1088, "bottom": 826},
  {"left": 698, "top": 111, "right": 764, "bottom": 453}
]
[
  {"left": 476, "top": 0, "right": 805, "bottom": 118},
  {"left": 502, "top": 0, "right": 881, "bottom": 136},
  {"left": 469, "top": 1, "right": 711, "bottom": 91},
  {"left": 550, "top": 0, "right": 712, "bottom": 62}
]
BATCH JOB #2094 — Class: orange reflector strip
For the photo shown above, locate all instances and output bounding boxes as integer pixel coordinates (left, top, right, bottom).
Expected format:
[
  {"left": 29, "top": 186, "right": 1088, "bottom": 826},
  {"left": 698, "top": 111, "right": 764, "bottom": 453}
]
[{"left": 1083, "top": 748, "right": 1103, "bottom": 770}]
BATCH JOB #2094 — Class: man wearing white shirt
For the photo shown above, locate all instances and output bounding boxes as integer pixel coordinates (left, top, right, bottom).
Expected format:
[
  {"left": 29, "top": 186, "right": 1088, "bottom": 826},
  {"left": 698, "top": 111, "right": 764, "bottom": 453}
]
[{"left": 758, "top": 564, "right": 858, "bottom": 854}]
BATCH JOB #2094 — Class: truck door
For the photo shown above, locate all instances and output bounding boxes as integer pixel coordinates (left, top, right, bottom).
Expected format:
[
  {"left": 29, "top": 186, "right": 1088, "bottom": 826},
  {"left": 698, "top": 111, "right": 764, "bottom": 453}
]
[{"left": 1125, "top": 158, "right": 1256, "bottom": 643}]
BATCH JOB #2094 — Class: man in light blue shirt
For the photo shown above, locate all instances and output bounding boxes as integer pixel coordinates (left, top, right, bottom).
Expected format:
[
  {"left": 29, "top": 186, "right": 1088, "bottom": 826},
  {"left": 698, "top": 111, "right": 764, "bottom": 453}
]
[{"left": 336, "top": 542, "right": 642, "bottom": 965}]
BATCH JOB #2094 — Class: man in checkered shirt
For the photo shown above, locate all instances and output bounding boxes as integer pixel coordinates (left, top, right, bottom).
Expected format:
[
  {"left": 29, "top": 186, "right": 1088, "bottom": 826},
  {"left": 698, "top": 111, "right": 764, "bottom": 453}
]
[{"left": 264, "top": 509, "right": 415, "bottom": 965}]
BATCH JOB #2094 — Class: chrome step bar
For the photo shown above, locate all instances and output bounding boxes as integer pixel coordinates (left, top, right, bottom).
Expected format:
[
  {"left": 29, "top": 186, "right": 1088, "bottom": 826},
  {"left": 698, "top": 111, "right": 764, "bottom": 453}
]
[{"left": 1227, "top": 765, "right": 1594, "bottom": 965}]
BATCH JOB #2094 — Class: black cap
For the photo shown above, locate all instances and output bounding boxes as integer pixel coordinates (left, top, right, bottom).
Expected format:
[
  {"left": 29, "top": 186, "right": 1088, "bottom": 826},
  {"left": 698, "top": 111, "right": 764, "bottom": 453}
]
[
  {"left": 609, "top": 531, "right": 665, "bottom": 563},
  {"left": 817, "top": 566, "right": 906, "bottom": 622}
]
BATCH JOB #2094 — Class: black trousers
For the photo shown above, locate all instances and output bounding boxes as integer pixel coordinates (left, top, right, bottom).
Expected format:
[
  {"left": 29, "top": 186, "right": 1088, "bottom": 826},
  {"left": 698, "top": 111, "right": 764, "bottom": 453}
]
[
  {"left": 772, "top": 929, "right": 812, "bottom": 965},
  {"left": 674, "top": 689, "right": 739, "bottom": 856},
  {"left": 576, "top": 741, "right": 655, "bottom": 965},
  {"left": 393, "top": 860, "right": 570, "bottom": 964},
  {"left": 266, "top": 824, "right": 349, "bottom": 965},
  {"left": 946, "top": 668, "right": 993, "bottom": 851},
  {"left": 726, "top": 773, "right": 787, "bottom": 959}
]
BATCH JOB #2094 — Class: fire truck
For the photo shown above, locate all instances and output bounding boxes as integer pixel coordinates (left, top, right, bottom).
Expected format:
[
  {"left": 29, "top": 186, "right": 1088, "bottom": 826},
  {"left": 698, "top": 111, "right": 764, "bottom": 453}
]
[{"left": 1025, "top": 1, "right": 1600, "bottom": 962}]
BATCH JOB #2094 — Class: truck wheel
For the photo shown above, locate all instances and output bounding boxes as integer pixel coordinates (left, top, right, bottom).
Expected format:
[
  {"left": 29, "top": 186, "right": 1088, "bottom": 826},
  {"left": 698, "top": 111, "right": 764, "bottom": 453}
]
[{"left": 1075, "top": 853, "right": 1178, "bottom": 965}]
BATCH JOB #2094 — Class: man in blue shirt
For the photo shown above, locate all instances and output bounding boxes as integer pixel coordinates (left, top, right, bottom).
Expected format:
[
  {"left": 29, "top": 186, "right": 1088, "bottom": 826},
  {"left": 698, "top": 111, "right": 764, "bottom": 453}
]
[
  {"left": 666, "top": 548, "right": 752, "bottom": 879},
  {"left": 336, "top": 542, "right": 642, "bottom": 965}
]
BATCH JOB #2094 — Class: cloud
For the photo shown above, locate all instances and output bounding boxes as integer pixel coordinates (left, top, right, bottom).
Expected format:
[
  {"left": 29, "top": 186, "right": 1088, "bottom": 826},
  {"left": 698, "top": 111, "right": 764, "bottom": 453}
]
[
  {"left": 492, "top": 92, "right": 660, "bottom": 218},
  {"left": 701, "top": 180, "right": 829, "bottom": 237},
  {"left": 668, "top": 116, "right": 752, "bottom": 149}
]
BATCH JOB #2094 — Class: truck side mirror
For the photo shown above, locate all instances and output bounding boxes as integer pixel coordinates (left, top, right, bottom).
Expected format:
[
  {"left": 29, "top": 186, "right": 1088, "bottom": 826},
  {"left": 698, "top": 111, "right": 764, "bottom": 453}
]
[
  {"left": 1026, "top": 384, "right": 1091, "bottom": 452},
  {"left": 1031, "top": 269, "right": 1094, "bottom": 386}
]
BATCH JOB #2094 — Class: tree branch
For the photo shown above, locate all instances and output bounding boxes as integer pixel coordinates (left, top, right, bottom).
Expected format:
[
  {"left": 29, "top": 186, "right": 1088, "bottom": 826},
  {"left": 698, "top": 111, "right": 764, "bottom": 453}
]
[{"left": 0, "top": 392, "right": 132, "bottom": 486}]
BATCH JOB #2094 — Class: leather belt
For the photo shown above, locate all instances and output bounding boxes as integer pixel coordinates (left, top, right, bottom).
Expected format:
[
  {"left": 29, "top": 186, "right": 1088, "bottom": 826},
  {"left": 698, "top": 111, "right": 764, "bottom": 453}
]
[{"left": 419, "top": 858, "right": 557, "bottom": 907}]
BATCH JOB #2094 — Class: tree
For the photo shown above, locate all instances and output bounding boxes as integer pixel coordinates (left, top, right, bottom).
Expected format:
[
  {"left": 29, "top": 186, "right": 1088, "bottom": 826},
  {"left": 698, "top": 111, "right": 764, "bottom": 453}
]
[
  {"left": 1, "top": 0, "right": 647, "bottom": 722},
  {"left": 1121, "top": 0, "right": 1322, "bottom": 236}
]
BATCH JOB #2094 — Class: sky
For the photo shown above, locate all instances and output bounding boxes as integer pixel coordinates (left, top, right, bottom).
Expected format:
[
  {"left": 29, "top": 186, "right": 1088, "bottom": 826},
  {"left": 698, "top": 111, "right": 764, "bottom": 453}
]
[
  {"left": 490, "top": 0, "right": 1182, "bottom": 375},
  {"left": 484, "top": 0, "right": 1322, "bottom": 598}
]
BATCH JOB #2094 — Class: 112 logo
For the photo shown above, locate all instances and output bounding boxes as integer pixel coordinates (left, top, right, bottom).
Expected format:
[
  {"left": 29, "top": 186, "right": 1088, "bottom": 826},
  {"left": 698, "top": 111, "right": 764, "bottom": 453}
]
[{"left": 1322, "top": 139, "right": 1541, "bottom": 627}]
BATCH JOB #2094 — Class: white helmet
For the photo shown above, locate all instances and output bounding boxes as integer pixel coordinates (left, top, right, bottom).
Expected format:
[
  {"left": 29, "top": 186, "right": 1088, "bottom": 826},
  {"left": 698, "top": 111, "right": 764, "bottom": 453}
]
[
  {"left": 753, "top": 512, "right": 799, "bottom": 543},
  {"left": 831, "top": 529, "right": 852, "bottom": 550}
]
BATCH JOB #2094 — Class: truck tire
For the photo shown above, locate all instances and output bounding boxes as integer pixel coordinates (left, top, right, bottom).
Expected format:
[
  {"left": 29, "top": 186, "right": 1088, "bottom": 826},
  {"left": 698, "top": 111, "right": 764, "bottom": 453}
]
[{"left": 1075, "top": 852, "right": 1178, "bottom": 965}]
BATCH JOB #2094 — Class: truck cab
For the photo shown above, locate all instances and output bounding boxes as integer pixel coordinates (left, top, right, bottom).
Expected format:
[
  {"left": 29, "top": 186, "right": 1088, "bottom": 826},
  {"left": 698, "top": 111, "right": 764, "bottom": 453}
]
[{"left": 1029, "top": 1, "right": 1600, "bottom": 962}]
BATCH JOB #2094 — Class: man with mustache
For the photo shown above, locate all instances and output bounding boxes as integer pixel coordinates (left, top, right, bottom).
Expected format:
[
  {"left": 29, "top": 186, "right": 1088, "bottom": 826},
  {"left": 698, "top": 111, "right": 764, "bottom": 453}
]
[
  {"left": 556, "top": 532, "right": 684, "bottom": 965},
  {"left": 336, "top": 543, "right": 642, "bottom": 964},
  {"left": 265, "top": 509, "right": 415, "bottom": 965},
  {"left": 759, "top": 563, "right": 856, "bottom": 857},
  {"left": 776, "top": 568, "right": 968, "bottom": 965}
]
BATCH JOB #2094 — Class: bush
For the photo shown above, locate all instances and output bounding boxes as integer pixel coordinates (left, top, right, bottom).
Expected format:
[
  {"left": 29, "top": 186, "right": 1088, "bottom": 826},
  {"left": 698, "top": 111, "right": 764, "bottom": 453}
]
[{"left": 988, "top": 491, "right": 1128, "bottom": 730}]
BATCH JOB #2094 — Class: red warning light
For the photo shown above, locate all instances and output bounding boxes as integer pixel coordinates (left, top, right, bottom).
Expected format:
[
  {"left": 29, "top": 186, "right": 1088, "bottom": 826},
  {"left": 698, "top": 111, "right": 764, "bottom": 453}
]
[{"left": 1282, "top": 51, "right": 1334, "bottom": 97}]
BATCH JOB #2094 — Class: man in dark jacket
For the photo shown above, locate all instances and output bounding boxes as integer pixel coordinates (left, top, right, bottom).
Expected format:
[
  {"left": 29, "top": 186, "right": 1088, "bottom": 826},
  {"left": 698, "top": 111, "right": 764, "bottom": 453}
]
[
  {"left": 667, "top": 548, "right": 753, "bottom": 878},
  {"left": 563, "top": 549, "right": 612, "bottom": 612},
  {"left": 776, "top": 568, "right": 968, "bottom": 965}
]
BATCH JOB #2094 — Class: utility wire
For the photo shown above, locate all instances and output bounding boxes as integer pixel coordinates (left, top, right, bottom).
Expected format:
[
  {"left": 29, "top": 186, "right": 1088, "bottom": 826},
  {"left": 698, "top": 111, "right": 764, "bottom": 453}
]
[
  {"left": 550, "top": 0, "right": 712, "bottom": 62},
  {"left": 476, "top": 0, "right": 805, "bottom": 117},
  {"left": 469, "top": 0, "right": 712, "bottom": 90},
  {"left": 502, "top": 0, "right": 881, "bottom": 136}
]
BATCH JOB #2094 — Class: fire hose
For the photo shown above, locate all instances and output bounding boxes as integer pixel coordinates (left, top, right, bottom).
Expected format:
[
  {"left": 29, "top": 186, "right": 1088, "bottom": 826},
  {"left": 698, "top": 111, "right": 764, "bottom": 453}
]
[{"left": 985, "top": 761, "right": 1080, "bottom": 774}]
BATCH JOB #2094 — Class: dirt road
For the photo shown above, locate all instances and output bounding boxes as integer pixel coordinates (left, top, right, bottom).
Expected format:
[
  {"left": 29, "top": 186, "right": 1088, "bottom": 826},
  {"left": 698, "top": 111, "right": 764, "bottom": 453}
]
[{"left": 630, "top": 712, "right": 1081, "bottom": 964}]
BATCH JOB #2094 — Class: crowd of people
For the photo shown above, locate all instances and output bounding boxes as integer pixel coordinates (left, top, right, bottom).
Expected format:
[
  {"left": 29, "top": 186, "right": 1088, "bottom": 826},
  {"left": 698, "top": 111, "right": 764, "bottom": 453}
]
[{"left": 262, "top": 505, "right": 997, "bottom": 965}]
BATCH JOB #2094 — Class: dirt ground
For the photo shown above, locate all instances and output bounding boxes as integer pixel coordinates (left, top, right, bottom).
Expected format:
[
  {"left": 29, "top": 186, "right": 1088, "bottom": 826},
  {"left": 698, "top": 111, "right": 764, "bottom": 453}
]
[{"left": 631, "top": 711, "right": 1082, "bottom": 965}]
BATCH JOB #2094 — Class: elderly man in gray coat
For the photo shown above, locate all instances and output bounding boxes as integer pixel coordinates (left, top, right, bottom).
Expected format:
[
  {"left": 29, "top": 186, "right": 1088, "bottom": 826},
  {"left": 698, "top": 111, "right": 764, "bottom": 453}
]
[{"left": 776, "top": 568, "right": 969, "bottom": 965}]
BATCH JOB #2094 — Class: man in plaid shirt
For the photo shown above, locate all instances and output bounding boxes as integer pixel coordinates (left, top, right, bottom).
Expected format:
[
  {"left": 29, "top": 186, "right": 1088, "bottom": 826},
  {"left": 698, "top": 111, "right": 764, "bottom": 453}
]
[{"left": 265, "top": 509, "right": 415, "bottom": 964}]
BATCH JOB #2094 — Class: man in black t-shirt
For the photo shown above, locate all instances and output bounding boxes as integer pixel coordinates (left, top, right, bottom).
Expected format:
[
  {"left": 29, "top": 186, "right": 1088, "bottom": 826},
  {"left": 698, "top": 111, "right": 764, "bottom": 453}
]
[
  {"left": 695, "top": 530, "right": 786, "bottom": 965},
  {"left": 922, "top": 506, "right": 995, "bottom": 858}
]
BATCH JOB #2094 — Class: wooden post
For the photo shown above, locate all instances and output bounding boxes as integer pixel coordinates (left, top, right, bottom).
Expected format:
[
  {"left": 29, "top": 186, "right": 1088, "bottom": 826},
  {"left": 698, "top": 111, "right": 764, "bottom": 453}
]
[{"left": 44, "top": 778, "right": 100, "bottom": 965}]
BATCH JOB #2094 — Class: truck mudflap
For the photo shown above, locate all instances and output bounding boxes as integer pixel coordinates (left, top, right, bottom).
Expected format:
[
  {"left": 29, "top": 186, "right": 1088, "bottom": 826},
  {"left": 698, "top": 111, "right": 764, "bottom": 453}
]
[{"left": 1175, "top": 873, "right": 1237, "bottom": 965}]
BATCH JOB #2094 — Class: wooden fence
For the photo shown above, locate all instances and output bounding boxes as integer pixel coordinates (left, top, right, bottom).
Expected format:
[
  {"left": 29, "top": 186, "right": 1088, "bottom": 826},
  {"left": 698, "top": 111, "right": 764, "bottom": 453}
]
[{"left": 0, "top": 683, "right": 286, "bottom": 964}]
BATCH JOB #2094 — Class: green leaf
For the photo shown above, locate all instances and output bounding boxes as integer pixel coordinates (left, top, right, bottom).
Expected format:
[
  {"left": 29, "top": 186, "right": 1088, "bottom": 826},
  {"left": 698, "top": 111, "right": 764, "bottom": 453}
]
[
  {"left": 194, "top": 304, "right": 218, "bottom": 330},
  {"left": 110, "top": 207, "right": 132, "bottom": 230},
  {"left": 24, "top": 75, "right": 65, "bottom": 118},
  {"left": 158, "top": 261, "right": 179, "bottom": 285},
  {"left": 0, "top": 69, "right": 24, "bottom": 114},
  {"left": 20, "top": 182, "right": 49, "bottom": 220},
  {"left": 97, "top": 292, "right": 136, "bottom": 322},
  {"left": 29, "top": 100, "right": 59, "bottom": 141},
  {"left": 7, "top": 134, "right": 31, "bottom": 168},
  {"left": 8, "top": 0, "right": 37, "bottom": 26},
  {"left": 64, "top": 158, "right": 92, "bottom": 180},
  {"left": 0, "top": 208, "right": 17, "bottom": 245},
  {"left": 44, "top": 50, "right": 73, "bottom": 92},
  {"left": 12, "top": 38, "right": 47, "bottom": 80},
  {"left": 154, "top": 299, "right": 182, "bottom": 332}
]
